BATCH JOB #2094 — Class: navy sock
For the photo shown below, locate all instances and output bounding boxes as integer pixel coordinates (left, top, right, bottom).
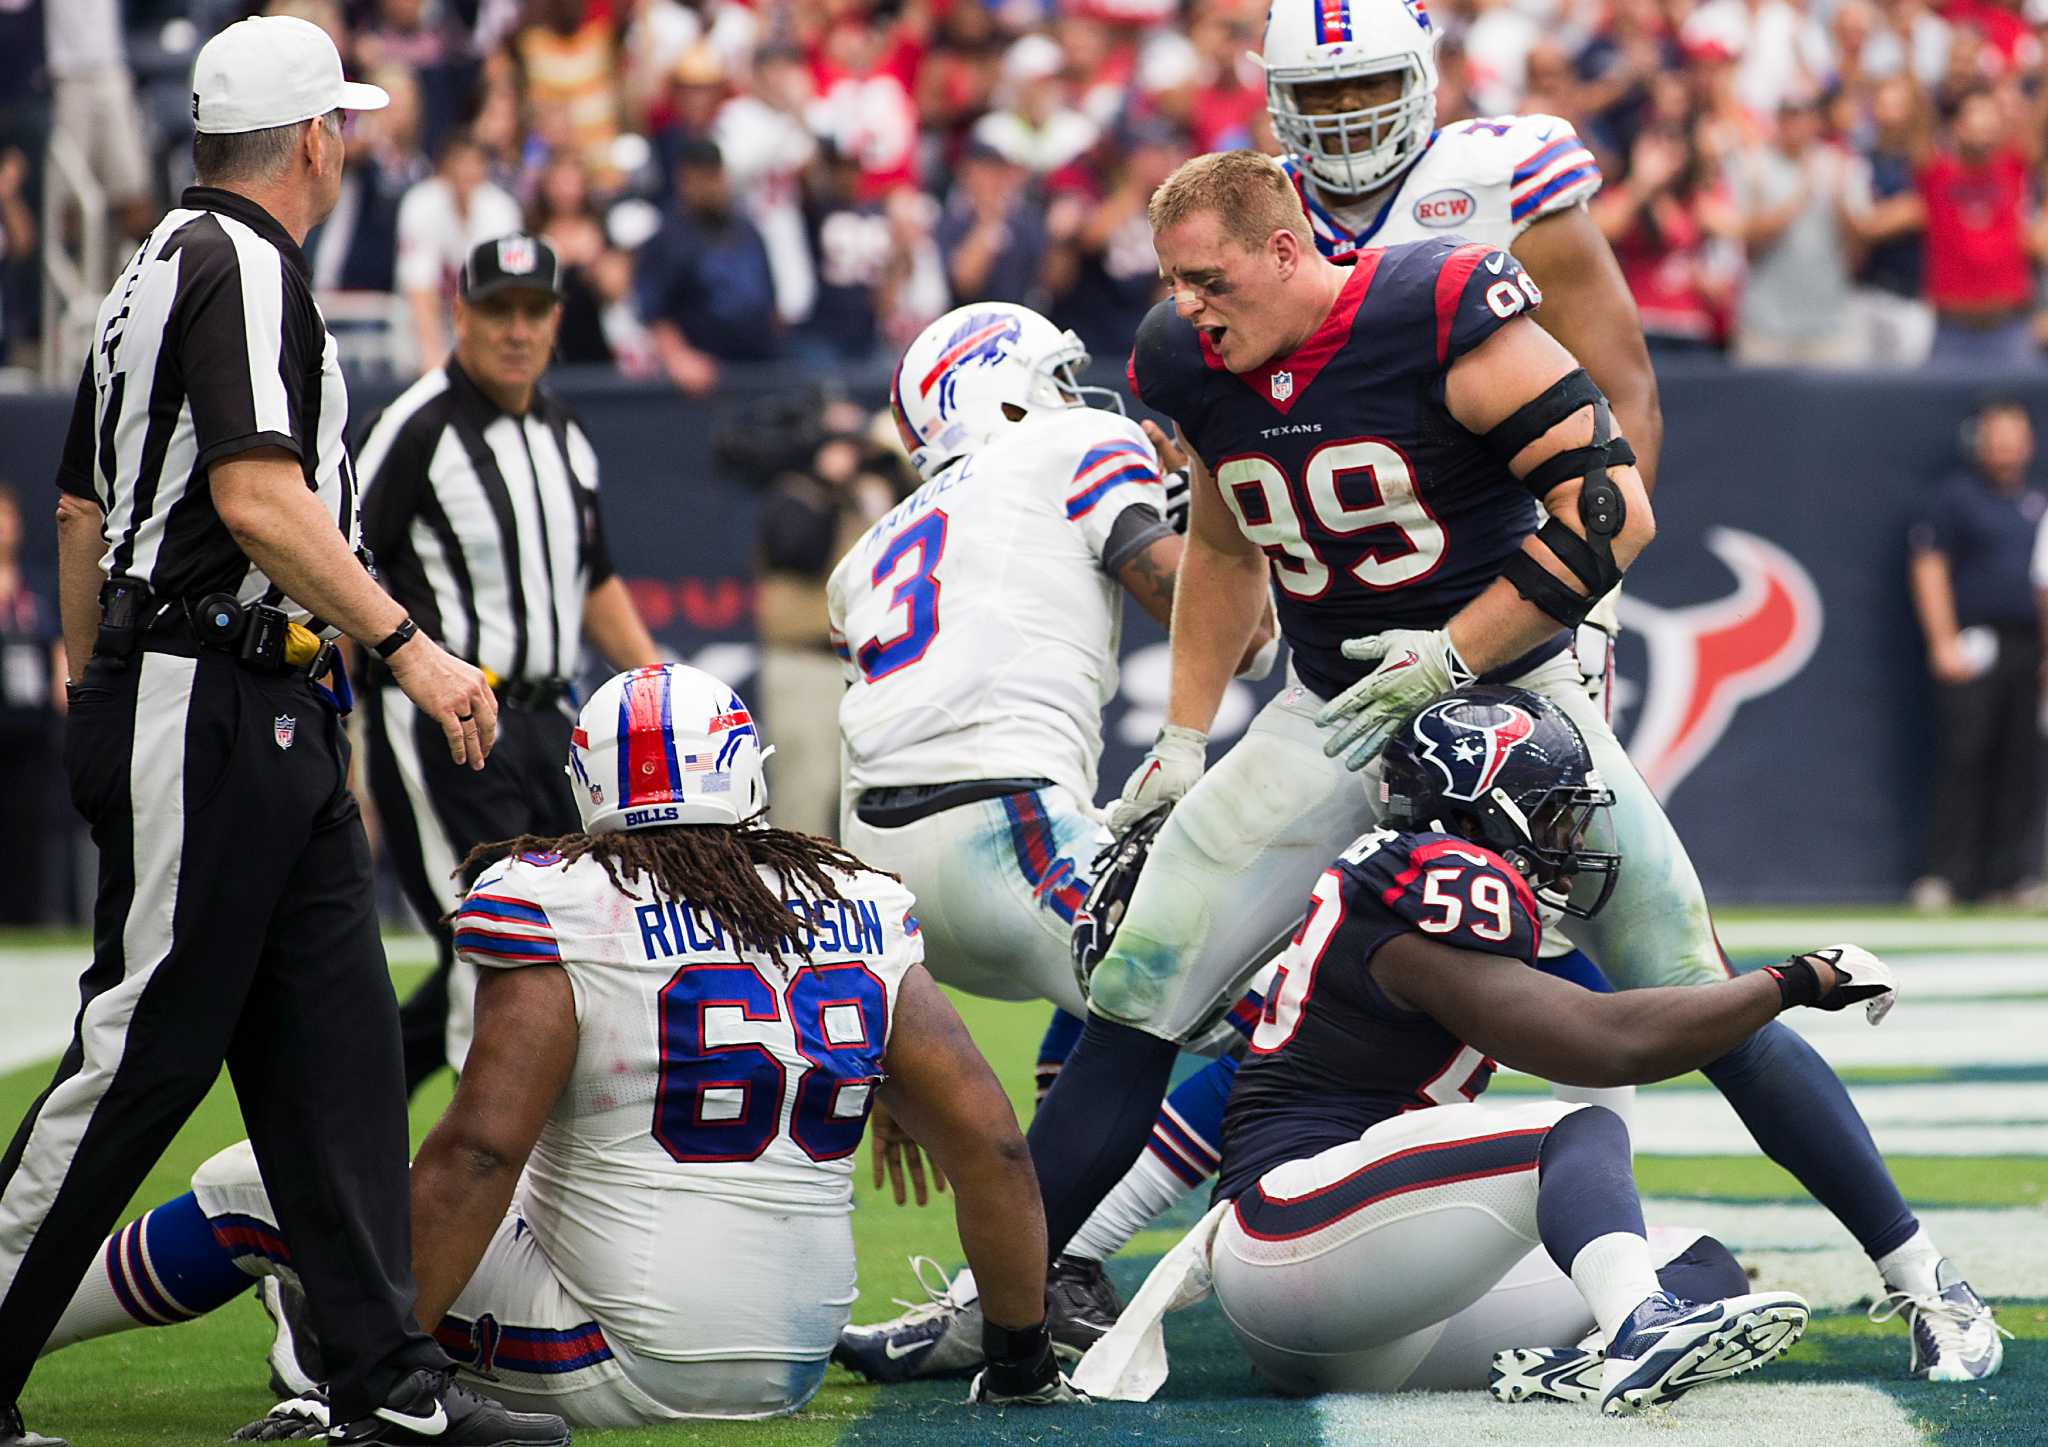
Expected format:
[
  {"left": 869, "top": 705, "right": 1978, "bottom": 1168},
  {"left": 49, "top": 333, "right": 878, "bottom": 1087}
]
[
  {"left": 1536, "top": 1106, "right": 1645, "bottom": 1274},
  {"left": 1702, "top": 1020, "right": 1917, "bottom": 1258},
  {"left": 1534, "top": 947, "right": 1614, "bottom": 993},
  {"left": 128, "top": 1192, "right": 253, "bottom": 1318},
  {"left": 1026, "top": 1014, "right": 1181, "bottom": 1259},
  {"left": 1655, "top": 1235, "right": 1751, "bottom": 1305},
  {"left": 1034, "top": 1009, "right": 1086, "bottom": 1104}
]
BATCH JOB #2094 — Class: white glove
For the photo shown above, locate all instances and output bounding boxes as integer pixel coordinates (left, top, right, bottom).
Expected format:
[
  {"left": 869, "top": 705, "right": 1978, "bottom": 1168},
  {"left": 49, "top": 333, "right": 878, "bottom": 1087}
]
[
  {"left": 1801, "top": 943, "right": 1899, "bottom": 1025},
  {"left": 229, "top": 1392, "right": 330, "bottom": 1441},
  {"left": 1316, "top": 629, "right": 1476, "bottom": 771},
  {"left": 1107, "top": 725, "right": 1206, "bottom": 835},
  {"left": 1236, "top": 633, "right": 1280, "bottom": 682}
]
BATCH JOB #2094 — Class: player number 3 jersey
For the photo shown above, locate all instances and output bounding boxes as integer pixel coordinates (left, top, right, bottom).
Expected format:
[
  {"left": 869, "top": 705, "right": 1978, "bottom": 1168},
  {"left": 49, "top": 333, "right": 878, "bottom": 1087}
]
[{"left": 827, "top": 406, "right": 1166, "bottom": 803}]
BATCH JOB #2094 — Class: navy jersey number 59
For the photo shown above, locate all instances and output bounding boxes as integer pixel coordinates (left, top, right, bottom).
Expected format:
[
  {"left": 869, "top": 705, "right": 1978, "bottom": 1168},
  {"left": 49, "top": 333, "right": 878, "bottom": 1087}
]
[{"left": 654, "top": 960, "right": 889, "bottom": 1163}]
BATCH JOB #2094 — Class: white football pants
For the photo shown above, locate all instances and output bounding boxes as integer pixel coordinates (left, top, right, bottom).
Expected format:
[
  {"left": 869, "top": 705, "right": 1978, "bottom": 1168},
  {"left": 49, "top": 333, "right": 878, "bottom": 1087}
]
[
  {"left": 1086, "top": 652, "right": 1725, "bottom": 1043},
  {"left": 1211, "top": 1101, "right": 1699, "bottom": 1394}
]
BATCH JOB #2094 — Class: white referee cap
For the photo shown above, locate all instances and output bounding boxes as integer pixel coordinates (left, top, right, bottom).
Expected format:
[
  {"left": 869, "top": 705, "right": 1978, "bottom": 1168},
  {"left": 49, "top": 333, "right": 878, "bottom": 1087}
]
[{"left": 192, "top": 16, "right": 390, "bottom": 136}]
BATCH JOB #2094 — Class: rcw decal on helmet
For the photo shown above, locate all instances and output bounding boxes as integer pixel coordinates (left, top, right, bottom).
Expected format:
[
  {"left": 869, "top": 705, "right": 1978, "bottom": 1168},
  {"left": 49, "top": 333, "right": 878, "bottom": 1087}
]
[
  {"left": 1617, "top": 527, "right": 1822, "bottom": 800},
  {"left": 920, "top": 312, "right": 1026, "bottom": 420},
  {"left": 1412, "top": 698, "right": 1536, "bottom": 802}
]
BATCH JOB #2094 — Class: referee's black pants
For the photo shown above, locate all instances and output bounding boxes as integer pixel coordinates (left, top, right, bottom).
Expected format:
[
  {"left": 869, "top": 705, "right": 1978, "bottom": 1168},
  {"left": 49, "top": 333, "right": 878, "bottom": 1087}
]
[
  {"left": 363, "top": 683, "right": 577, "bottom": 1093},
  {"left": 0, "top": 646, "right": 444, "bottom": 1421}
]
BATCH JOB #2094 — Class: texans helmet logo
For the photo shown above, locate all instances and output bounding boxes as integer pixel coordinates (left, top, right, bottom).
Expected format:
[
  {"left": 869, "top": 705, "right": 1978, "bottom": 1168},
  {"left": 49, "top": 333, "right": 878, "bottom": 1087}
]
[
  {"left": 1616, "top": 527, "right": 1822, "bottom": 800},
  {"left": 1412, "top": 700, "right": 1536, "bottom": 802},
  {"left": 919, "top": 312, "right": 1025, "bottom": 421}
]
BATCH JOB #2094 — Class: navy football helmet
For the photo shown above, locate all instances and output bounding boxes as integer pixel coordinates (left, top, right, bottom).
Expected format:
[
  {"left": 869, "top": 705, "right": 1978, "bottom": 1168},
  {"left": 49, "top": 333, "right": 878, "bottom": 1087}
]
[{"left": 1378, "top": 684, "right": 1620, "bottom": 919}]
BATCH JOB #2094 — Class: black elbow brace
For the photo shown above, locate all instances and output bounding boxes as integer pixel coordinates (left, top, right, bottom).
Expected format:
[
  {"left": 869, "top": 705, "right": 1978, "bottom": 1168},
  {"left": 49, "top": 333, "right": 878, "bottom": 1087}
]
[{"left": 1491, "top": 371, "right": 1634, "bottom": 627}]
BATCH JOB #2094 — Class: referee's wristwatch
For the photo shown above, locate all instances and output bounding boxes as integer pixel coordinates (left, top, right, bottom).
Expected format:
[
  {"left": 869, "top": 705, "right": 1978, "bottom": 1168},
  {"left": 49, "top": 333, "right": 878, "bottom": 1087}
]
[{"left": 373, "top": 617, "right": 419, "bottom": 660}]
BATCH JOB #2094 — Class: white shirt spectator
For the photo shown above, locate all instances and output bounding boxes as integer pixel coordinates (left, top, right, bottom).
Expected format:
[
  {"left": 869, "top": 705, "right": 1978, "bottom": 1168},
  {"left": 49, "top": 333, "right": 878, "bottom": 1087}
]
[
  {"left": 395, "top": 175, "right": 525, "bottom": 301},
  {"left": 715, "top": 95, "right": 820, "bottom": 325},
  {"left": 1687, "top": 0, "right": 1810, "bottom": 115}
]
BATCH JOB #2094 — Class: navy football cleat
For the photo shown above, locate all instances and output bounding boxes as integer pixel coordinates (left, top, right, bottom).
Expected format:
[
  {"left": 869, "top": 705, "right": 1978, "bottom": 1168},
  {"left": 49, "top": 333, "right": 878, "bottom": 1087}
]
[
  {"left": 1869, "top": 1259, "right": 2009, "bottom": 1382},
  {"left": 1598, "top": 1290, "right": 1808, "bottom": 1417},
  {"left": 1488, "top": 1343, "right": 1605, "bottom": 1404},
  {"left": 832, "top": 1258, "right": 987, "bottom": 1383}
]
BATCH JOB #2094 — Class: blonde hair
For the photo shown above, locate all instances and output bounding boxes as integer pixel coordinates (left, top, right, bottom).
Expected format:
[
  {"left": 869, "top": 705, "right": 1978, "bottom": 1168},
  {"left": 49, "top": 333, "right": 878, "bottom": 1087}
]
[{"left": 1148, "top": 150, "right": 1313, "bottom": 254}]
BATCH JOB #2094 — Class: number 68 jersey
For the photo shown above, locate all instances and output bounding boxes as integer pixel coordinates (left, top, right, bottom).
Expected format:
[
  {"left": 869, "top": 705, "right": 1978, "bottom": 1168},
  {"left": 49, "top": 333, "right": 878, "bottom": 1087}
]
[
  {"left": 453, "top": 849, "right": 921, "bottom": 1350},
  {"left": 1128, "top": 235, "right": 1561, "bottom": 704},
  {"left": 1213, "top": 827, "right": 1544, "bottom": 1203},
  {"left": 827, "top": 405, "right": 1167, "bottom": 805}
]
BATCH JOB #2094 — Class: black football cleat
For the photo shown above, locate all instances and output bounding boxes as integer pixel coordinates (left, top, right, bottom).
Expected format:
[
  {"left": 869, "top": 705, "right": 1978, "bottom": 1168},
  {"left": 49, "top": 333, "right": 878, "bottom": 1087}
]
[
  {"left": 326, "top": 1369, "right": 569, "bottom": 1446},
  {"left": 0, "top": 1403, "right": 65, "bottom": 1447},
  {"left": 1045, "top": 1255, "right": 1124, "bottom": 1362}
]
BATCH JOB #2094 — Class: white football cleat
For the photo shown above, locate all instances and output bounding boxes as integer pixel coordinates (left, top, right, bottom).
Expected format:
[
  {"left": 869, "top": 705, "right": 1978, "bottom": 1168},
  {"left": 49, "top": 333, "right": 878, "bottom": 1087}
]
[
  {"left": 1489, "top": 1343, "right": 1604, "bottom": 1404},
  {"left": 832, "top": 1258, "right": 986, "bottom": 1383},
  {"left": 1598, "top": 1290, "right": 1808, "bottom": 1417},
  {"left": 1869, "top": 1260, "right": 2009, "bottom": 1382}
]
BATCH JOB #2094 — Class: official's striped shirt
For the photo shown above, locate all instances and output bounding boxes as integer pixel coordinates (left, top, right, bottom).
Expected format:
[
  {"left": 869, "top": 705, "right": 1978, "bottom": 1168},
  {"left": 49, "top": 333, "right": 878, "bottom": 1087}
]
[
  {"left": 56, "top": 187, "right": 360, "bottom": 627},
  {"left": 354, "top": 361, "right": 613, "bottom": 685}
]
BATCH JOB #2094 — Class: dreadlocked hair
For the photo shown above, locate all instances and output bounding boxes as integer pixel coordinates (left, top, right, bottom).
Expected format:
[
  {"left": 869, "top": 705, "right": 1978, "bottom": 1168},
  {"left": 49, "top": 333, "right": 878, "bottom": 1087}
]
[{"left": 454, "top": 818, "right": 892, "bottom": 972}]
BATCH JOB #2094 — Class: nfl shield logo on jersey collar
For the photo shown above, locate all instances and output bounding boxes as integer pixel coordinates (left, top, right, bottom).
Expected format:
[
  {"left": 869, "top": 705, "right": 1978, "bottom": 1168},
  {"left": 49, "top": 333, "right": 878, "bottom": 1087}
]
[
  {"left": 274, "top": 714, "right": 297, "bottom": 750},
  {"left": 1270, "top": 371, "right": 1294, "bottom": 402}
]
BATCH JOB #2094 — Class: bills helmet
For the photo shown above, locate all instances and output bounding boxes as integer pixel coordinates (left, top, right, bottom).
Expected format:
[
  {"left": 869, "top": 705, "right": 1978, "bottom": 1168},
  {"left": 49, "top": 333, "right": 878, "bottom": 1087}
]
[
  {"left": 1262, "top": 0, "right": 1439, "bottom": 196},
  {"left": 567, "top": 664, "right": 774, "bottom": 832},
  {"left": 1377, "top": 684, "right": 1620, "bottom": 919},
  {"left": 890, "top": 302, "right": 1124, "bottom": 480}
]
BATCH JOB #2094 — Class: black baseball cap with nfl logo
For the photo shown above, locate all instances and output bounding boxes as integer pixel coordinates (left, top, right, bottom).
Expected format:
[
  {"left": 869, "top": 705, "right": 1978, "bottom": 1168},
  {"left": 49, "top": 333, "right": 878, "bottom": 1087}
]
[{"left": 461, "top": 234, "right": 565, "bottom": 301}]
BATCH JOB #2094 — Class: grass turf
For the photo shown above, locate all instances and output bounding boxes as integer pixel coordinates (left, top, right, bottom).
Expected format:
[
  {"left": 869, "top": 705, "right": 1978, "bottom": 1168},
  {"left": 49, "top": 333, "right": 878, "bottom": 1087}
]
[{"left": 6, "top": 954, "right": 2041, "bottom": 1444}]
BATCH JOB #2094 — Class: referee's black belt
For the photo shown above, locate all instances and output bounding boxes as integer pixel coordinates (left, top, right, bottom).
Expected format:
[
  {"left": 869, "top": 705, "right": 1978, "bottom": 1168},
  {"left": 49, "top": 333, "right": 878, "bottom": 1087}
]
[
  {"left": 853, "top": 777, "right": 1055, "bottom": 829},
  {"left": 495, "top": 677, "right": 572, "bottom": 710},
  {"left": 98, "top": 583, "right": 333, "bottom": 679}
]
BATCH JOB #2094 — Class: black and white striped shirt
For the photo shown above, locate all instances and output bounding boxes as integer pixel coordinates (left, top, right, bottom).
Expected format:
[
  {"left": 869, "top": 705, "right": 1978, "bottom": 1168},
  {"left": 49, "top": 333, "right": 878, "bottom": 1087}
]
[
  {"left": 354, "top": 361, "right": 613, "bottom": 685},
  {"left": 57, "top": 187, "right": 360, "bottom": 624}
]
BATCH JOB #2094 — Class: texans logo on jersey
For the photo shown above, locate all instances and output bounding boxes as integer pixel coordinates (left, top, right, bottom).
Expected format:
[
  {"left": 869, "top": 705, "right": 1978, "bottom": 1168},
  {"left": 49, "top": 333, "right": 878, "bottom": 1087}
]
[
  {"left": 1411, "top": 698, "right": 1534, "bottom": 802},
  {"left": 921, "top": 312, "right": 1025, "bottom": 422}
]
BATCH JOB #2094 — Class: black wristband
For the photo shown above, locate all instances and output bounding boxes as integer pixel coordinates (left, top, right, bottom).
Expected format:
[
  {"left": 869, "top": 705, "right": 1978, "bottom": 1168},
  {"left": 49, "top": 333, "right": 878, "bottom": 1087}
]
[
  {"left": 1764, "top": 956, "right": 1822, "bottom": 1009},
  {"left": 979, "top": 1319, "right": 1056, "bottom": 1396},
  {"left": 373, "top": 617, "right": 419, "bottom": 660}
]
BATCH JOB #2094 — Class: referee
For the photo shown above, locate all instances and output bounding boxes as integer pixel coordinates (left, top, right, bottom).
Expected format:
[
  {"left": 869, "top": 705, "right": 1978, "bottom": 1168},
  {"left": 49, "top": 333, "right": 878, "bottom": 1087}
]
[
  {"left": 0, "top": 19, "right": 565, "bottom": 1447},
  {"left": 355, "top": 233, "right": 661, "bottom": 1092}
]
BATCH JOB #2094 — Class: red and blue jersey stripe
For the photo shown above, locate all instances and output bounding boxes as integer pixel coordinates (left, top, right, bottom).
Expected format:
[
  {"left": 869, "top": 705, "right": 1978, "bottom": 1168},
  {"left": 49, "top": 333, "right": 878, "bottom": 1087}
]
[
  {"left": 1066, "top": 440, "right": 1160, "bottom": 519},
  {"left": 436, "top": 1312, "right": 616, "bottom": 1376},
  {"left": 209, "top": 1212, "right": 293, "bottom": 1268},
  {"left": 454, "top": 892, "right": 561, "bottom": 963},
  {"left": 998, "top": 793, "right": 1088, "bottom": 923},
  {"left": 1510, "top": 134, "right": 1599, "bottom": 225}
]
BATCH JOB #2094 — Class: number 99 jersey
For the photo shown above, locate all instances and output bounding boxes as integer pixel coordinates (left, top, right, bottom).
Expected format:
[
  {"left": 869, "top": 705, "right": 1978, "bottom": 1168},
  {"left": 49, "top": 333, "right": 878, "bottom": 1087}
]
[
  {"left": 1129, "top": 236, "right": 1561, "bottom": 703},
  {"left": 827, "top": 406, "right": 1167, "bottom": 805},
  {"left": 1213, "top": 827, "right": 1543, "bottom": 1202},
  {"left": 452, "top": 848, "right": 922, "bottom": 1359}
]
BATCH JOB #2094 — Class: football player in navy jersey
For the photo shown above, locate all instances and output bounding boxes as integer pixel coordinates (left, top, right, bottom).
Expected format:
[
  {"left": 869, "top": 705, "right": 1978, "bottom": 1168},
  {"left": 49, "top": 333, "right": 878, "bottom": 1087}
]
[
  {"left": 1023, "top": 149, "right": 2003, "bottom": 1384},
  {"left": 1075, "top": 686, "right": 1898, "bottom": 1416}
]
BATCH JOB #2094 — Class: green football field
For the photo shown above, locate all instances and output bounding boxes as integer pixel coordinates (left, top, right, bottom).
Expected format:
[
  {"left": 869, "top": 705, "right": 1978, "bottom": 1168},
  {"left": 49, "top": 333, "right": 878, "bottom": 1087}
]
[{"left": 5, "top": 912, "right": 2044, "bottom": 1446}]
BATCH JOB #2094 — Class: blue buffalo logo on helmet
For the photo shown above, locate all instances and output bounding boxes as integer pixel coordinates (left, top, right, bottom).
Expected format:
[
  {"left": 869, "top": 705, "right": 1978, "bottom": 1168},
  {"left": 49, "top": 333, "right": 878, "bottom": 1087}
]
[
  {"left": 1412, "top": 698, "right": 1536, "bottom": 803},
  {"left": 921, "top": 311, "right": 1026, "bottom": 421}
]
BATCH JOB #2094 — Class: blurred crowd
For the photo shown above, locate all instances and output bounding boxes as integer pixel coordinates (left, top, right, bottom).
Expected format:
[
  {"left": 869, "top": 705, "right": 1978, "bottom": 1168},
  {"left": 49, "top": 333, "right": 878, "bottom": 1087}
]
[{"left": 10, "top": 0, "right": 2048, "bottom": 380}]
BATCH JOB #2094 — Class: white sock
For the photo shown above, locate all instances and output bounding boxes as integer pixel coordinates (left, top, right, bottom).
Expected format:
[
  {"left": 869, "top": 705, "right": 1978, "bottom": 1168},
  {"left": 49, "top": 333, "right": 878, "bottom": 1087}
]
[
  {"left": 42, "top": 1234, "right": 156, "bottom": 1354},
  {"left": 1065, "top": 1146, "right": 1199, "bottom": 1264},
  {"left": 1876, "top": 1226, "right": 1943, "bottom": 1297},
  {"left": 1570, "top": 1231, "right": 1665, "bottom": 1346}
]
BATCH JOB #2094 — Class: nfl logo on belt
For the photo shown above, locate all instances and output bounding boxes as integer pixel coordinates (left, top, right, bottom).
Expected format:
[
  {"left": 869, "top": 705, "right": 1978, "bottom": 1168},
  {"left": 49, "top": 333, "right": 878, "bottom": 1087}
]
[
  {"left": 497, "top": 236, "right": 538, "bottom": 274},
  {"left": 1270, "top": 371, "right": 1294, "bottom": 402},
  {"left": 274, "top": 714, "right": 297, "bottom": 750}
]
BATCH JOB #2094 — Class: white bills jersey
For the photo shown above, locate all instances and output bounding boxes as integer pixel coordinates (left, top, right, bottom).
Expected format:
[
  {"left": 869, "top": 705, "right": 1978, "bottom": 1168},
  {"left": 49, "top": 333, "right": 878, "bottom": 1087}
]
[
  {"left": 828, "top": 405, "right": 1166, "bottom": 803},
  {"left": 1282, "top": 113, "right": 1602, "bottom": 259},
  {"left": 452, "top": 849, "right": 922, "bottom": 1355}
]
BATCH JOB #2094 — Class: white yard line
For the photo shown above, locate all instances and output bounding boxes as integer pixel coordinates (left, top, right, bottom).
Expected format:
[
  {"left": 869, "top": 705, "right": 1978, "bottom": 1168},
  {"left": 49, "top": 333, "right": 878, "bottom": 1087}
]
[
  {"left": 0, "top": 952, "right": 84, "bottom": 1073},
  {"left": 1717, "top": 916, "right": 2048, "bottom": 952},
  {"left": 1315, "top": 1382, "right": 1925, "bottom": 1446},
  {"left": 1629, "top": 1081, "right": 2048, "bottom": 1157}
]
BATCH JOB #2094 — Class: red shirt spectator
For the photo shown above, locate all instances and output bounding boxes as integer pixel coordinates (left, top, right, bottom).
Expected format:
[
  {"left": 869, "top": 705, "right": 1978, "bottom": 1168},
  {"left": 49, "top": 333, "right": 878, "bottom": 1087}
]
[
  {"left": 1919, "top": 146, "right": 2031, "bottom": 309},
  {"left": 810, "top": 20, "right": 926, "bottom": 199}
]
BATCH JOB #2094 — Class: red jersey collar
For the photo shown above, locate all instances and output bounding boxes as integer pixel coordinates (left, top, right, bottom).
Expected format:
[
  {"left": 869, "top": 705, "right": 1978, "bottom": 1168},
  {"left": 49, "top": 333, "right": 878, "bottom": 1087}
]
[{"left": 1195, "top": 252, "right": 1384, "bottom": 415}]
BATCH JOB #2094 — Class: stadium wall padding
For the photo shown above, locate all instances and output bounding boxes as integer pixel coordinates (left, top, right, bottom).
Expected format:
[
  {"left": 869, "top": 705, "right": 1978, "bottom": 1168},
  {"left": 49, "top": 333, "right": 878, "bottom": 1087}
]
[{"left": 3, "top": 361, "right": 2025, "bottom": 903}]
